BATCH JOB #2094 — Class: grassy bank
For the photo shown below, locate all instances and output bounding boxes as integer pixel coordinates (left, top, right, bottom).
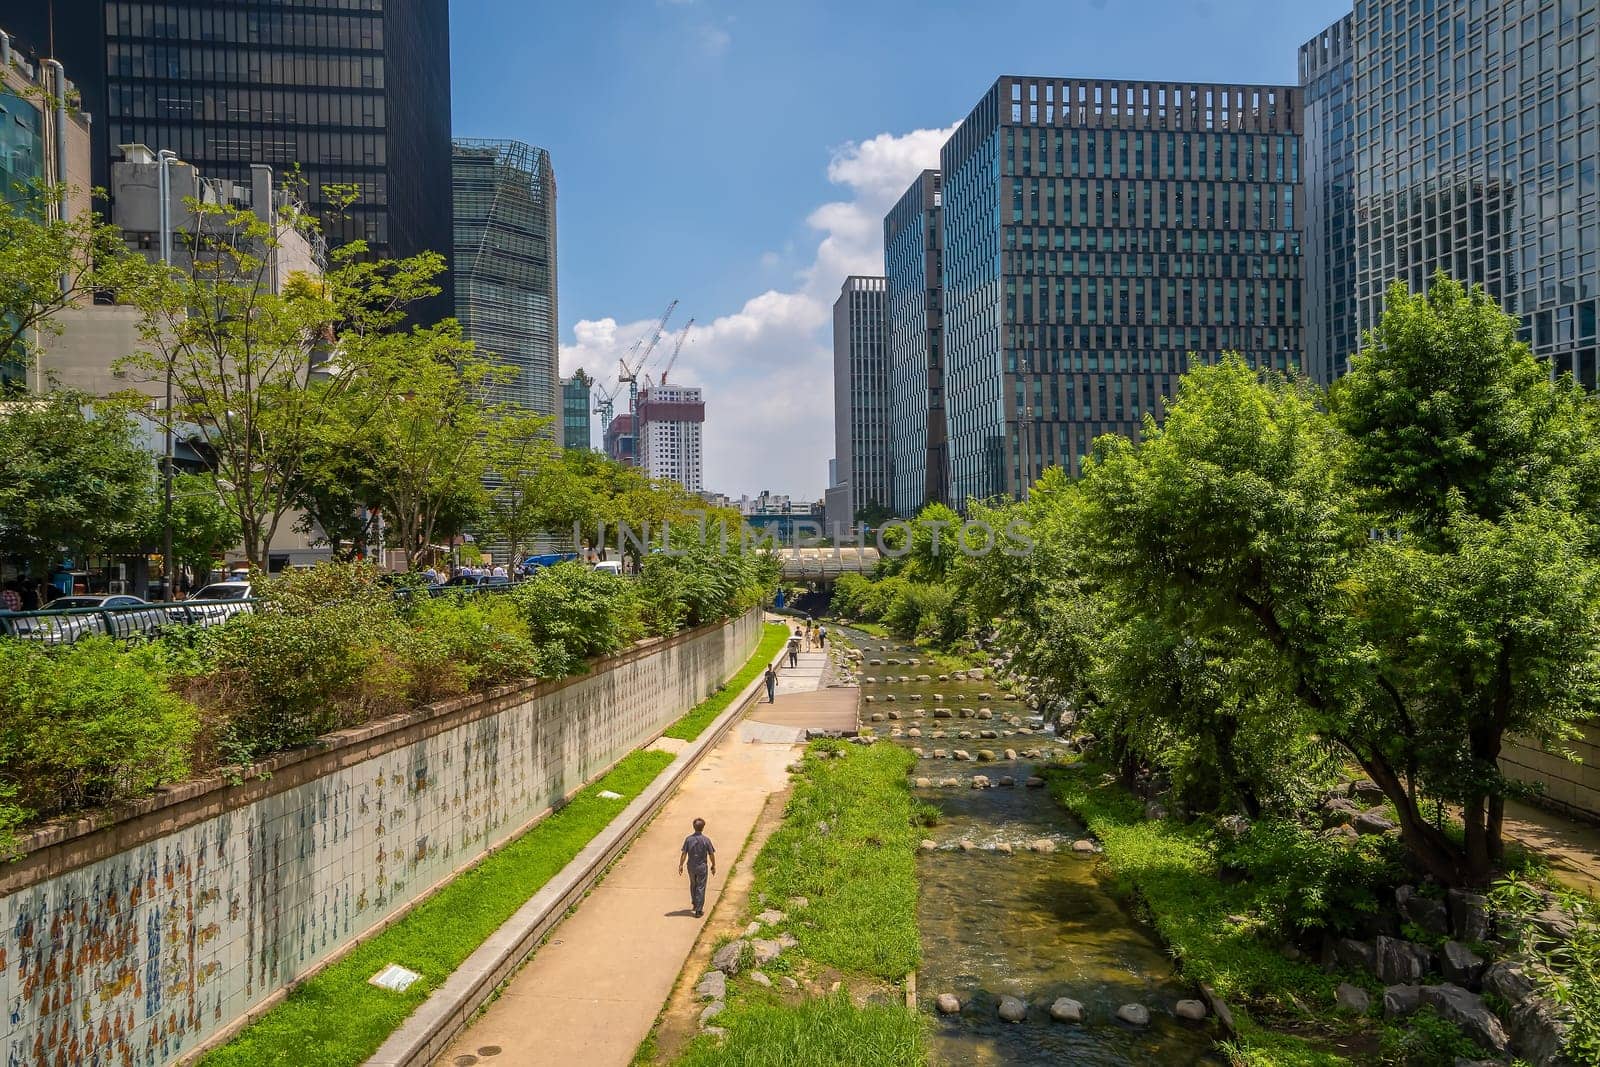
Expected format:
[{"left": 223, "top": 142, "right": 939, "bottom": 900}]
[
  {"left": 1043, "top": 765, "right": 1361, "bottom": 1067},
  {"left": 662, "top": 622, "right": 789, "bottom": 741},
  {"left": 202, "top": 749, "right": 674, "bottom": 1067},
  {"left": 671, "top": 740, "right": 926, "bottom": 1066}
]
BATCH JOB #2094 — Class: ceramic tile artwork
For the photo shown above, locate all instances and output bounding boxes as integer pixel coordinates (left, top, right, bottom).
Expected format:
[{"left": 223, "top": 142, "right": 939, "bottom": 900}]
[{"left": 0, "top": 615, "right": 756, "bottom": 1067}]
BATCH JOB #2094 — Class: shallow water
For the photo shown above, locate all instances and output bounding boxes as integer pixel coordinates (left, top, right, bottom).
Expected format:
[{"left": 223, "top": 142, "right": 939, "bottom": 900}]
[{"left": 846, "top": 632, "right": 1218, "bottom": 1066}]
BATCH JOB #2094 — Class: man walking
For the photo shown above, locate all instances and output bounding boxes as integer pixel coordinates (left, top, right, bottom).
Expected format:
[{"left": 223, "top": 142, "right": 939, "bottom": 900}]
[
  {"left": 817, "top": 625, "right": 828, "bottom": 649},
  {"left": 679, "top": 818, "right": 716, "bottom": 918},
  {"left": 787, "top": 632, "right": 800, "bottom": 668},
  {"left": 764, "top": 664, "right": 778, "bottom": 702}
]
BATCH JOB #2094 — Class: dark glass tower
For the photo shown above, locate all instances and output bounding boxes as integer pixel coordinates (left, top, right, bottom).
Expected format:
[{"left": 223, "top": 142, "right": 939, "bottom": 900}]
[
  {"left": 940, "top": 75, "right": 1305, "bottom": 504},
  {"left": 884, "top": 169, "right": 948, "bottom": 515},
  {"left": 1300, "top": 14, "right": 1357, "bottom": 385},
  {"left": 8, "top": 0, "right": 453, "bottom": 316}
]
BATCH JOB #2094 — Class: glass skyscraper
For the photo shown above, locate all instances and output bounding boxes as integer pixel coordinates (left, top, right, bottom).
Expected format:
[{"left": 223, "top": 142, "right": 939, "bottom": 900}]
[
  {"left": 452, "top": 139, "right": 559, "bottom": 419},
  {"left": 1337, "top": 0, "right": 1599, "bottom": 384},
  {"left": 1300, "top": 14, "right": 1358, "bottom": 385},
  {"left": 9, "top": 0, "right": 453, "bottom": 316},
  {"left": 939, "top": 75, "right": 1305, "bottom": 504},
  {"left": 832, "top": 276, "right": 890, "bottom": 521},
  {"left": 562, "top": 370, "right": 592, "bottom": 450},
  {"left": 884, "top": 169, "right": 948, "bottom": 515}
]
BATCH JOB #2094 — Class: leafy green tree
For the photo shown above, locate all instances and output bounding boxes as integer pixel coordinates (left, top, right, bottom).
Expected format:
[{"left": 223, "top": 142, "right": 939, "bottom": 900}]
[
  {"left": 123, "top": 192, "right": 455, "bottom": 566},
  {"left": 481, "top": 415, "right": 561, "bottom": 566},
  {"left": 854, "top": 501, "right": 895, "bottom": 529},
  {"left": 0, "top": 391, "right": 155, "bottom": 571},
  {"left": 0, "top": 181, "right": 153, "bottom": 380},
  {"left": 165, "top": 473, "right": 241, "bottom": 583},
  {"left": 1332, "top": 277, "right": 1600, "bottom": 882},
  {"left": 904, "top": 502, "right": 963, "bottom": 584}
]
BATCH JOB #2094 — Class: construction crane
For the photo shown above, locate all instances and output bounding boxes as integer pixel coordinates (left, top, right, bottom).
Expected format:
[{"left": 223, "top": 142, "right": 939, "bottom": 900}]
[
  {"left": 616, "top": 299, "right": 678, "bottom": 467},
  {"left": 658, "top": 319, "right": 694, "bottom": 386},
  {"left": 591, "top": 378, "right": 617, "bottom": 429}
]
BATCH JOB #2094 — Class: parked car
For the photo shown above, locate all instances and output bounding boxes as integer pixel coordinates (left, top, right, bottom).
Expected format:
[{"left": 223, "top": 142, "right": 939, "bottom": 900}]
[
  {"left": 441, "top": 574, "right": 512, "bottom": 591},
  {"left": 591, "top": 560, "right": 624, "bottom": 577},
  {"left": 523, "top": 552, "right": 579, "bottom": 573},
  {"left": 183, "top": 581, "right": 256, "bottom": 626},
  {"left": 1, "top": 594, "right": 161, "bottom": 643}
]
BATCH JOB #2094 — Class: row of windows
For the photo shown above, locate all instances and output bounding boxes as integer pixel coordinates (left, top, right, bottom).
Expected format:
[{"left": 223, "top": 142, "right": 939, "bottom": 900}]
[
  {"left": 108, "top": 84, "right": 384, "bottom": 128},
  {"left": 1005, "top": 178, "right": 1298, "bottom": 232},
  {"left": 1004, "top": 126, "right": 1301, "bottom": 184},
  {"left": 1005, "top": 250, "right": 1302, "bottom": 280},
  {"left": 108, "top": 3, "right": 383, "bottom": 50},
  {"left": 109, "top": 44, "right": 384, "bottom": 88},
  {"left": 1003, "top": 77, "right": 1295, "bottom": 135},
  {"left": 110, "top": 121, "right": 385, "bottom": 168}
]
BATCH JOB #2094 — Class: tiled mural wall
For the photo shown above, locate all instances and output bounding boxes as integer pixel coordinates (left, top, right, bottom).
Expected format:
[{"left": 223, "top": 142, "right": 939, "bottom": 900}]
[{"left": 0, "top": 611, "right": 759, "bottom": 1067}]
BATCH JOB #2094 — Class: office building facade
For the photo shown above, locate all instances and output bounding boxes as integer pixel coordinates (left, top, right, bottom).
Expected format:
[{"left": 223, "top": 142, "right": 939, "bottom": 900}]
[
  {"left": 637, "top": 383, "right": 705, "bottom": 492},
  {"left": 1299, "top": 14, "right": 1358, "bottom": 384},
  {"left": 939, "top": 75, "right": 1304, "bottom": 504},
  {"left": 1337, "top": 0, "right": 1599, "bottom": 385},
  {"left": 562, "top": 370, "right": 592, "bottom": 450},
  {"left": 452, "top": 139, "right": 559, "bottom": 418},
  {"left": 8, "top": 0, "right": 453, "bottom": 315},
  {"left": 884, "top": 169, "right": 948, "bottom": 515},
  {"left": 832, "top": 276, "right": 890, "bottom": 521}
]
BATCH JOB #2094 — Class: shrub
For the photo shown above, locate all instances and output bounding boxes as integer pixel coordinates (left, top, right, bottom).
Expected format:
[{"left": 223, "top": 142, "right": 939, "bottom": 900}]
[
  {"left": 511, "top": 561, "right": 644, "bottom": 675},
  {"left": 1218, "top": 817, "right": 1406, "bottom": 936},
  {"left": 638, "top": 542, "right": 776, "bottom": 635},
  {"left": 395, "top": 595, "right": 538, "bottom": 700},
  {"left": 0, "top": 639, "right": 197, "bottom": 827}
]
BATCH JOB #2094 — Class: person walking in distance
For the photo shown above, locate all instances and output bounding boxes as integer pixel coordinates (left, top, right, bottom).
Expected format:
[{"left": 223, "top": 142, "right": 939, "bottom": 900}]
[
  {"left": 817, "top": 624, "right": 828, "bottom": 649},
  {"left": 764, "top": 664, "right": 778, "bottom": 703},
  {"left": 679, "top": 818, "right": 716, "bottom": 918},
  {"left": 787, "top": 631, "right": 800, "bottom": 668}
]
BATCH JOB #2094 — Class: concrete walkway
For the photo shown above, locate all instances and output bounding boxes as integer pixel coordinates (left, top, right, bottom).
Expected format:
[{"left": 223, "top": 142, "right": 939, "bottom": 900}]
[
  {"left": 436, "top": 652, "right": 856, "bottom": 1067},
  {"left": 1501, "top": 799, "right": 1600, "bottom": 897}
]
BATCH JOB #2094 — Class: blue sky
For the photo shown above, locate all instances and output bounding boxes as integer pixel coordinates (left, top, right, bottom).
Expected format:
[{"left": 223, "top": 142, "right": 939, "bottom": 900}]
[{"left": 450, "top": 0, "right": 1353, "bottom": 499}]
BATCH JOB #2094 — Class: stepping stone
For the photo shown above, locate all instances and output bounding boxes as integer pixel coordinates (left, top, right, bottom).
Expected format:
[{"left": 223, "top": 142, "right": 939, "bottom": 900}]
[{"left": 1049, "top": 997, "right": 1083, "bottom": 1023}]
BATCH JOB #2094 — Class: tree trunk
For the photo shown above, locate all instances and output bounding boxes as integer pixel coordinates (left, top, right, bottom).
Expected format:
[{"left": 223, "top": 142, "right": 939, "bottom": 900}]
[{"left": 1354, "top": 747, "right": 1472, "bottom": 885}]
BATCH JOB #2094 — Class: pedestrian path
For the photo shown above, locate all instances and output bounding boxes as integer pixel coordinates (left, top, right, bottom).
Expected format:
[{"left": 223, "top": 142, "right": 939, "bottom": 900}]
[
  {"left": 435, "top": 649, "right": 856, "bottom": 1067},
  {"left": 1501, "top": 798, "right": 1600, "bottom": 897}
]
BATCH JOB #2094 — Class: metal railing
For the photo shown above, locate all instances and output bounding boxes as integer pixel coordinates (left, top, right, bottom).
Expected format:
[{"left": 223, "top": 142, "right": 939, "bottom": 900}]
[{"left": 0, "top": 597, "right": 260, "bottom": 645}]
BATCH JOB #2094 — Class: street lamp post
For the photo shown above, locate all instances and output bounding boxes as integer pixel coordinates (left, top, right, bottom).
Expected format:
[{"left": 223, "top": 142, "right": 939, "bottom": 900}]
[{"left": 158, "top": 148, "right": 179, "bottom": 600}]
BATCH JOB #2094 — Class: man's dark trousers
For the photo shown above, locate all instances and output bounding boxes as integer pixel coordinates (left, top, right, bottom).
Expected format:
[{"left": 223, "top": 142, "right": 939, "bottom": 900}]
[{"left": 688, "top": 863, "right": 708, "bottom": 914}]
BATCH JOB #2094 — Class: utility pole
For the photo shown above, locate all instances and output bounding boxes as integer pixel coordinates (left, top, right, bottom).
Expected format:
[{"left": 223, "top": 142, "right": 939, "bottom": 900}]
[{"left": 158, "top": 148, "right": 179, "bottom": 600}]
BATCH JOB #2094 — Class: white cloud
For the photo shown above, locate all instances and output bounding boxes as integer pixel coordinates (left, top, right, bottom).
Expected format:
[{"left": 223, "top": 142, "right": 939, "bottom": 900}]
[{"left": 561, "top": 123, "right": 957, "bottom": 499}]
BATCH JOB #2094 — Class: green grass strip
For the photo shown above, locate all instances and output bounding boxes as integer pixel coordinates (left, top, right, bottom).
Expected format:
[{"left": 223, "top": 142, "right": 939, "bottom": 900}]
[
  {"left": 672, "top": 742, "right": 925, "bottom": 1066},
  {"left": 1043, "top": 766, "right": 1351, "bottom": 1067},
  {"left": 662, "top": 622, "right": 790, "bottom": 741},
  {"left": 676, "top": 993, "right": 923, "bottom": 1067},
  {"left": 201, "top": 749, "right": 676, "bottom": 1067}
]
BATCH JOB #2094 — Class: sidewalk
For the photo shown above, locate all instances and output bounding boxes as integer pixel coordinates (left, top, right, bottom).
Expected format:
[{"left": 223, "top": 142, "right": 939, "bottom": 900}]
[
  {"left": 435, "top": 652, "right": 854, "bottom": 1067},
  {"left": 1501, "top": 798, "right": 1600, "bottom": 897}
]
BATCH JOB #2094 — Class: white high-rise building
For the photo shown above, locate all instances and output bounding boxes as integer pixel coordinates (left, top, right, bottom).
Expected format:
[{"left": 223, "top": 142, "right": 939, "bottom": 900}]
[{"left": 638, "top": 384, "right": 705, "bottom": 492}]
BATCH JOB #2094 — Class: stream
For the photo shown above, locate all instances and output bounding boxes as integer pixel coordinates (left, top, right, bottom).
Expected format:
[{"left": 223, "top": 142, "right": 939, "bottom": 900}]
[{"left": 844, "top": 630, "right": 1220, "bottom": 1066}]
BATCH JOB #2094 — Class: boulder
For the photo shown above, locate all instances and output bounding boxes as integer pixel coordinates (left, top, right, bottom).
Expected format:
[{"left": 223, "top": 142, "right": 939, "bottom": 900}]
[
  {"left": 695, "top": 971, "right": 727, "bottom": 1001},
  {"left": 1396, "top": 886, "right": 1451, "bottom": 938},
  {"left": 1374, "top": 936, "right": 1433, "bottom": 984},
  {"left": 1447, "top": 889, "right": 1492, "bottom": 943},
  {"left": 1354, "top": 809, "right": 1398, "bottom": 835},
  {"left": 700, "top": 1001, "right": 725, "bottom": 1027},
  {"left": 863, "top": 696, "right": 876, "bottom": 705},
  {"left": 780, "top": 976, "right": 800, "bottom": 991},
  {"left": 1532, "top": 907, "right": 1578, "bottom": 943},
  {"left": 976, "top": 709, "right": 994, "bottom": 720},
  {"left": 908, "top": 729, "right": 922, "bottom": 739},
  {"left": 1334, "top": 983, "right": 1370, "bottom": 1014},
  {"left": 933, "top": 708, "right": 953, "bottom": 719},
  {"left": 998, "top": 996, "right": 1028, "bottom": 1022},
  {"left": 1025, "top": 776, "right": 1046, "bottom": 788},
  {"left": 959, "top": 839, "right": 977, "bottom": 851},
  {"left": 1144, "top": 801, "right": 1170, "bottom": 821},
  {"left": 750, "top": 971, "right": 772, "bottom": 988},
  {"left": 1331, "top": 937, "right": 1376, "bottom": 975},
  {"left": 1004, "top": 749, "right": 1018, "bottom": 760},
  {"left": 998, "top": 776, "right": 1016, "bottom": 787},
  {"left": 935, "top": 993, "right": 962, "bottom": 1015},
  {"left": 992, "top": 842, "right": 1013, "bottom": 854},
  {"left": 980, "top": 729, "right": 999, "bottom": 740},
  {"left": 869, "top": 713, "right": 885, "bottom": 723},
  {"left": 711, "top": 940, "right": 748, "bottom": 975},
  {"left": 914, "top": 777, "right": 932, "bottom": 789},
  {"left": 1321, "top": 796, "right": 1361, "bottom": 825},
  {"left": 1382, "top": 983, "right": 1423, "bottom": 1019},
  {"left": 1175, "top": 999, "right": 1208, "bottom": 1021},
  {"left": 933, "top": 749, "right": 948, "bottom": 759},
  {"left": 1441, "top": 940, "right": 1486, "bottom": 989},
  {"left": 757, "top": 909, "right": 786, "bottom": 926},
  {"left": 777, "top": 933, "right": 799, "bottom": 950},
  {"left": 1348, "top": 779, "right": 1387, "bottom": 803},
  {"left": 1218, "top": 815, "right": 1251, "bottom": 838},
  {"left": 920, "top": 839, "right": 937, "bottom": 851},
  {"left": 1483, "top": 962, "right": 1575, "bottom": 1066},
  {"left": 1029, "top": 838, "right": 1058, "bottom": 853},
  {"left": 971, "top": 776, "right": 990, "bottom": 789},
  {"left": 1049, "top": 997, "right": 1084, "bottom": 1023},
  {"left": 750, "top": 938, "right": 783, "bottom": 964},
  {"left": 1419, "top": 984, "right": 1510, "bottom": 1054},
  {"left": 977, "top": 750, "right": 996, "bottom": 761},
  {"left": 953, "top": 750, "right": 972, "bottom": 761},
  {"left": 1071, "top": 839, "right": 1097, "bottom": 854},
  {"left": 1116, "top": 1003, "right": 1150, "bottom": 1026}
]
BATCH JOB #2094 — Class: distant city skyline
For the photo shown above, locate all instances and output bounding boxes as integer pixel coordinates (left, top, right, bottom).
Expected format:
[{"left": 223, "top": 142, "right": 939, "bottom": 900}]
[{"left": 450, "top": 0, "right": 1352, "bottom": 498}]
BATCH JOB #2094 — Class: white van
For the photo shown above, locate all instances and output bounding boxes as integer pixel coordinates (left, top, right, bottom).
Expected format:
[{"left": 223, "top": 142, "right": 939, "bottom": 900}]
[{"left": 592, "top": 560, "right": 624, "bottom": 577}]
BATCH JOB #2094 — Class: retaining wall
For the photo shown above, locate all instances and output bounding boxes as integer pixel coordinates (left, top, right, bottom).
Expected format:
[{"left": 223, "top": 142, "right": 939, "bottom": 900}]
[
  {"left": 1502, "top": 721, "right": 1600, "bottom": 823},
  {"left": 0, "top": 609, "right": 761, "bottom": 1067}
]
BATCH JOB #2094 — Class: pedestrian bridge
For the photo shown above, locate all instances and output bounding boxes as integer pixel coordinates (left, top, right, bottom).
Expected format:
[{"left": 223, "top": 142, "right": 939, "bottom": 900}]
[{"left": 774, "top": 547, "right": 880, "bottom": 582}]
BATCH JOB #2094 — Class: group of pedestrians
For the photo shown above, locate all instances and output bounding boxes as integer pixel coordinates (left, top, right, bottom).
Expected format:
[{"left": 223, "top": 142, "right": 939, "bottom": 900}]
[{"left": 422, "top": 562, "right": 512, "bottom": 583}]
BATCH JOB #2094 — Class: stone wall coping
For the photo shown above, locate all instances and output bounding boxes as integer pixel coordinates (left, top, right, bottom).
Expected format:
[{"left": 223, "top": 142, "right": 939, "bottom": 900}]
[
  {"left": 0, "top": 616, "right": 734, "bottom": 895},
  {"left": 362, "top": 620, "right": 790, "bottom": 1067}
]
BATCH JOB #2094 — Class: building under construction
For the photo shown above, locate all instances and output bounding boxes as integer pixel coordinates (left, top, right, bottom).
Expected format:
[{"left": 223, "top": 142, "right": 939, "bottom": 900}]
[{"left": 452, "top": 139, "right": 558, "bottom": 419}]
